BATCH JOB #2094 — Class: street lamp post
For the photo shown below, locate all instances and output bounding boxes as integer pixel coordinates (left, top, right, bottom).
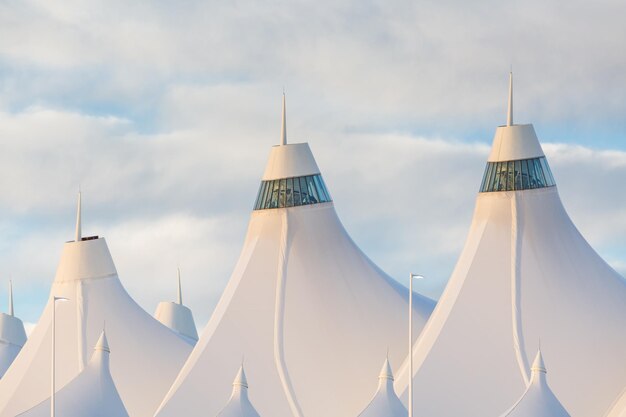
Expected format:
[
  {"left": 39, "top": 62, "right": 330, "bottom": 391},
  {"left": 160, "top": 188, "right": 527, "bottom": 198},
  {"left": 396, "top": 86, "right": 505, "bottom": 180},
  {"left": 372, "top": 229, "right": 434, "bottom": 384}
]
[
  {"left": 409, "top": 273, "right": 423, "bottom": 417},
  {"left": 51, "top": 296, "right": 69, "bottom": 417}
]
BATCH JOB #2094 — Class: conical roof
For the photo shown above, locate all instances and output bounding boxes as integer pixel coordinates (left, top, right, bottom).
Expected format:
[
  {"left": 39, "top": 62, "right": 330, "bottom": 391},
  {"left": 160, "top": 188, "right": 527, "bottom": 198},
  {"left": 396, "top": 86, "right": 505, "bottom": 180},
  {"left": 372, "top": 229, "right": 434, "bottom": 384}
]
[
  {"left": 499, "top": 351, "right": 571, "bottom": 417},
  {"left": 0, "top": 194, "right": 193, "bottom": 417},
  {"left": 216, "top": 365, "right": 261, "bottom": 417},
  {"left": 154, "top": 269, "right": 199, "bottom": 344},
  {"left": 0, "top": 281, "right": 27, "bottom": 379},
  {"left": 16, "top": 329, "right": 129, "bottom": 417},
  {"left": 357, "top": 357, "right": 407, "bottom": 417},
  {"left": 155, "top": 97, "right": 435, "bottom": 417},
  {"left": 395, "top": 75, "right": 626, "bottom": 417}
]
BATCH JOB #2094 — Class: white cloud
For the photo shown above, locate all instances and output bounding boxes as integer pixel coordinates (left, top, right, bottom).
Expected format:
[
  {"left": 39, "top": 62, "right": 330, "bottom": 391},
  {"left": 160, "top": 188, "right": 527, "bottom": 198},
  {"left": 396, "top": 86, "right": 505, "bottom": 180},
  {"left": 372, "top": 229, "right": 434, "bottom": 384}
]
[{"left": 1, "top": 0, "right": 626, "bottom": 134}]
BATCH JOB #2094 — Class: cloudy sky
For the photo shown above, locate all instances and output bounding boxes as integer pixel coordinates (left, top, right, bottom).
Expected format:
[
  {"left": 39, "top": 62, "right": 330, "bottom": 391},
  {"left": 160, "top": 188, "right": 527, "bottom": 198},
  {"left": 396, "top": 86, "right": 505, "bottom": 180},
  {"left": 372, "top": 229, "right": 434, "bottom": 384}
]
[{"left": 1, "top": 0, "right": 625, "bottom": 331}]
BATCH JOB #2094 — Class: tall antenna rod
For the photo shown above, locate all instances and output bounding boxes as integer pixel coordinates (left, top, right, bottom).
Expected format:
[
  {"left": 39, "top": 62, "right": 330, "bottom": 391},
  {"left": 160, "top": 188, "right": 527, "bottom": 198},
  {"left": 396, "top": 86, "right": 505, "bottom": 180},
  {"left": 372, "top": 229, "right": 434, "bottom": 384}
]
[
  {"left": 280, "top": 93, "right": 287, "bottom": 146},
  {"left": 9, "top": 279, "right": 14, "bottom": 317},
  {"left": 177, "top": 268, "right": 183, "bottom": 305},
  {"left": 507, "top": 71, "right": 513, "bottom": 126},
  {"left": 75, "top": 190, "right": 82, "bottom": 242}
]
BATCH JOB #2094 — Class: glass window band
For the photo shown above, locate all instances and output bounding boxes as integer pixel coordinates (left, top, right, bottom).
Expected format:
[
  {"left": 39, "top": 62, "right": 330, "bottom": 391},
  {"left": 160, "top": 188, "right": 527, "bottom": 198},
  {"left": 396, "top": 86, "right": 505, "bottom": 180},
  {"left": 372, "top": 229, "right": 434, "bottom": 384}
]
[
  {"left": 479, "top": 156, "right": 556, "bottom": 193},
  {"left": 254, "top": 174, "right": 332, "bottom": 210}
]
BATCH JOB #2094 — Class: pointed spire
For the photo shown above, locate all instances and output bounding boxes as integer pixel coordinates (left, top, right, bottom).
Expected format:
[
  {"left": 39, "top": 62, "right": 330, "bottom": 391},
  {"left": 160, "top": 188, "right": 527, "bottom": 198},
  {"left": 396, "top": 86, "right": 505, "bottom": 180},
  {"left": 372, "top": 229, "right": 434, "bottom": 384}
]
[
  {"left": 8, "top": 279, "right": 14, "bottom": 317},
  {"left": 75, "top": 190, "right": 82, "bottom": 242},
  {"left": 507, "top": 71, "right": 513, "bottom": 126},
  {"left": 531, "top": 350, "right": 546, "bottom": 374},
  {"left": 233, "top": 364, "right": 249, "bottom": 389},
  {"left": 280, "top": 93, "right": 287, "bottom": 146},
  {"left": 95, "top": 329, "right": 110, "bottom": 353},
  {"left": 176, "top": 268, "right": 183, "bottom": 305},
  {"left": 379, "top": 357, "right": 394, "bottom": 381}
]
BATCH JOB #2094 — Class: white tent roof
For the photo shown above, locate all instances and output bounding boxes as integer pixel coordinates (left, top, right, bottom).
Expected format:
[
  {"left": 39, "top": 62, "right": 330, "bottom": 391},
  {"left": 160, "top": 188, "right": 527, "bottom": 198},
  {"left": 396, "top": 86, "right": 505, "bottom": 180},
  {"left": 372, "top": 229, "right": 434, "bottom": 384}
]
[
  {"left": 357, "top": 358, "right": 407, "bottom": 417},
  {"left": 17, "top": 330, "right": 129, "bottom": 417},
  {"left": 0, "top": 194, "right": 193, "bottom": 417},
  {"left": 155, "top": 269, "right": 199, "bottom": 344},
  {"left": 499, "top": 351, "right": 570, "bottom": 417},
  {"left": 155, "top": 98, "right": 435, "bottom": 417},
  {"left": 216, "top": 365, "right": 261, "bottom": 417},
  {"left": 605, "top": 390, "right": 626, "bottom": 417},
  {"left": 394, "top": 76, "right": 626, "bottom": 417},
  {"left": 0, "top": 282, "right": 27, "bottom": 379}
]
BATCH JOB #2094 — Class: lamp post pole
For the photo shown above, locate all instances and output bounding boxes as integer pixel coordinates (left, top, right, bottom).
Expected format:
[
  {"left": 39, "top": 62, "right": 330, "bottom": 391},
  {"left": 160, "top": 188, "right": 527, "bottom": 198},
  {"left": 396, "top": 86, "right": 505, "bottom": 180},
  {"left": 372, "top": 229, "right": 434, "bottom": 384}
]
[
  {"left": 51, "top": 296, "right": 69, "bottom": 417},
  {"left": 409, "top": 273, "right": 423, "bottom": 417}
]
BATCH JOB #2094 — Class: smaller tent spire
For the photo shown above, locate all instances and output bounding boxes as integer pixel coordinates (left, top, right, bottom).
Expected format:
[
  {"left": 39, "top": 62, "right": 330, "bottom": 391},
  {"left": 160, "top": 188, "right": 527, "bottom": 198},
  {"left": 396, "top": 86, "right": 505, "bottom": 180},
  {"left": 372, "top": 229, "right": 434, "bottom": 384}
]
[
  {"left": 507, "top": 71, "right": 513, "bottom": 126},
  {"left": 75, "top": 190, "right": 82, "bottom": 242},
  {"left": 216, "top": 363, "right": 261, "bottom": 417},
  {"left": 8, "top": 279, "right": 14, "bottom": 317},
  {"left": 531, "top": 350, "right": 546, "bottom": 374},
  {"left": 177, "top": 268, "right": 183, "bottom": 305},
  {"left": 280, "top": 93, "right": 287, "bottom": 146},
  {"left": 95, "top": 329, "right": 110, "bottom": 353},
  {"left": 233, "top": 364, "right": 249, "bottom": 389},
  {"left": 379, "top": 357, "right": 394, "bottom": 381}
]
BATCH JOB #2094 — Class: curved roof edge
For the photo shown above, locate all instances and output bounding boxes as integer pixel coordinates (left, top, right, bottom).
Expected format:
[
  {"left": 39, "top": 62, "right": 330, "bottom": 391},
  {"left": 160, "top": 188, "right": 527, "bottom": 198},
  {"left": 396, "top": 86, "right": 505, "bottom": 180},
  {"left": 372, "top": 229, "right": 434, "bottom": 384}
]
[
  {"left": 53, "top": 237, "right": 117, "bottom": 283},
  {"left": 262, "top": 143, "right": 321, "bottom": 180},
  {"left": 488, "top": 124, "right": 545, "bottom": 162}
]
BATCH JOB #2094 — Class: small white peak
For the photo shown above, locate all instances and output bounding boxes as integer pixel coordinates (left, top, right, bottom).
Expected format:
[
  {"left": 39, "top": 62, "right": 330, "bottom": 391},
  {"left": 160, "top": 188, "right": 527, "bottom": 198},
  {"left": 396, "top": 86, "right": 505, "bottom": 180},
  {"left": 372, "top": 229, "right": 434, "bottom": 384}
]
[
  {"left": 531, "top": 350, "right": 546, "bottom": 374},
  {"left": 75, "top": 191, "right": 82, "bottom": 242},
  {"left": 280, "top": 93, "right": 287, "bottom": 146},
  {"left": 95, "top": 329, "right": 110, "bottom": 353},
  {"left": 379, "top": 357, "right": 394, "bottom": 381},
  {"left": 507, "top": 71, "right": 514, "bottom": 127},
  {"left": 233, "top": 364, "right": 249, "bottom": 389}
]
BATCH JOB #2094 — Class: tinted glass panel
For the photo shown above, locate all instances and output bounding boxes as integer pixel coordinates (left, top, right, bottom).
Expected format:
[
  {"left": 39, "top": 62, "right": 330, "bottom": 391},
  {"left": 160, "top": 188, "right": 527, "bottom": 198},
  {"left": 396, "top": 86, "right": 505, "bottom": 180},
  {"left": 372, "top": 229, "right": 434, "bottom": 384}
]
[
  {"left": 319, "top": 176, "right": 331, "bottom": 201},
  {"left": 533, "top": 159, "right": 546, "bottom": 187},
  {"left": 253, "top": 183, "right": 262, "bottom": 210},
  {"left": 314, "top": 176, "right": 328, "bottom": 202},
  {"left": 507, "top": 161, "right": 514, "bottom": 191},
  {"left": 286, "top": 178, "right": 294, "bottom": 207},
  {"left": 494, "top": 162, "right": 504, "bottom": 191},
  {"left": 540, "top": 158, "right": 555, "bottom": 185},
  {"left": 480, "top": 157, "right": 556, "bottom": 193},
  {"left": 487, "top": 162, "right": 498, "bottom": 191},
  {"left": 306, "top": 176, "right": 320, "bottom": 203},
  {"left": 270, "top": 180, "right": 280, "bottom": 208},
  {"left": 520, "top": 160, "right": 529, "bottom": 189},
  {"left": 293, "top": 177, "right": 302, "bottom": 206},
  {"left": 514, "top": 160, "right": 522, "bottom": 190},
  {"left": 480, "top": 163, "right": 491, "bottom": 191},
  {"left": 279, "top": 179, "right": 286, "bottom": 207}
]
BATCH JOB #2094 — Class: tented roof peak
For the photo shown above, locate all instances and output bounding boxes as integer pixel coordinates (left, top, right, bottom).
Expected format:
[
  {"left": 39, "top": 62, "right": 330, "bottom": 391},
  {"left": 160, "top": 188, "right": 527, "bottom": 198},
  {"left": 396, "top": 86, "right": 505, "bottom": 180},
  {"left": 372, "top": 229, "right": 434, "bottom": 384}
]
[
  {"left": 379, "top": 357, "right": 394, "bottom": 381},
  {"left": 531, "top": 350, "right": 546, "bottom": 374},
  {"left": 95, "top": 329, "right": 110, "bottom": 353},
  {"left": 215, "top": 364, "right": 261, "bottom": 417},
  {"left": 357, "top": 356, "right": 407, "bottom": 417},
  {"left": 233, "top": 364, "right": 249, "bottom": 389},
  {"left": 498, "top": 350, "right": 571, "bottom": 417}
]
